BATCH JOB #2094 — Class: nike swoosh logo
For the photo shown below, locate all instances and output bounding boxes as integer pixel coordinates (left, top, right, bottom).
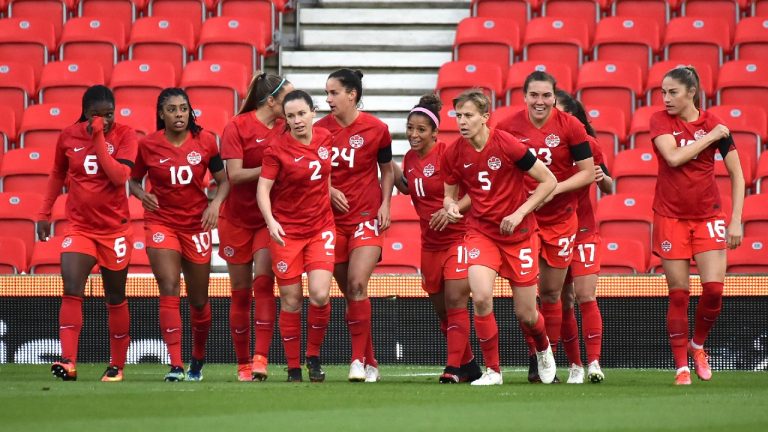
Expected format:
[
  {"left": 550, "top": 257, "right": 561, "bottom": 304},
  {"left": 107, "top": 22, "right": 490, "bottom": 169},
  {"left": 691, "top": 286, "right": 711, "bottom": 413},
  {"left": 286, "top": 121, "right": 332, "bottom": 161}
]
[
  {"left": 255, "top": 320, "right": 270, "bottom": 325},
  {"left": 455, "top": 268, "right": 467, "bottom": 272},
  {"left": 715, "top": 239, "right": 725, "bottom": 243},
  {"left": 326, "top": 252, "right": 334, "bottom": 256},
  {"left": 59, "top": 325, "right": 75, "bottom": 329},
  {"left": 73, "top": 147, "right": 85, "bottom": 152},
  {"left": 519, "top": 138, "right": 530, "bottom": 142},
  {"left": 116, "top": 258, "right": 126, "bottom": 263},
  {"left": 114, "top": 334, "right": 128, "bottom": 339},
  {"left": 463, "top": 163, "right": 473, "bottom": 168},
  {"left": 673, "top": 131, "right": 683, "bottom": 136},
  {"left": 584, "top": 263, "right": 594, "bottom": 268},
  {"left": 520, "top": 271, "right": 531, "bottom": 275},
  {"left": 348, "top": 320, "right": 361, "bottom": 325},
  {"left": 166, "top": 328, "right": 180, "bottom": 333},
  {"left": 361, "top": 236, "right": 372, "bottom": 240},
  {"left": 201, "top": 251, "right": 210, "bottom": 256},
  {"left": 587, "top": 334, "right": 600, "bottom": 339},
  {"left": 447, "top": 325, "right": 458, "bottom": 331},
  {"left": 669, "top": 332, "right": 685, "bottom": 338},
  {"left": 256, "top": 138, "right": 266, "bottom": 143},
  {"left": 311, "top": 325, "right": 325, "bottom": 329},
  {"left": 235, "top": 328, "right": 248, "bottom": 334},
  {"left": 294, "top": 156, "right": 304, "bottom": 162},
  {"left": 283, "top": 336, "right": 298, "bottom": 341},
  {"left": 160, "top": 158, "right": 171, "bottom": 163},
  {"left": 479, "top": 338, "right": 491, "bottom": 343},
  {"left": 408, "top": 169, "right": 415, "bottom": 173}
]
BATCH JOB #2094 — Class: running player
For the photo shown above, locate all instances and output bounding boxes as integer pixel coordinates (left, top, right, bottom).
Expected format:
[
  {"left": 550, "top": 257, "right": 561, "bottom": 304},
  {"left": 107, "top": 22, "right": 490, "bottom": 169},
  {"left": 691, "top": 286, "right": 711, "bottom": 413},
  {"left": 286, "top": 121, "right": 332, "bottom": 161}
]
[
  {"left": 129, "top": 88, "right": 230, "bottom": 382},
  {"left": 315, "top": 69, "right": 394, "bottom": 382},
  {"left": 650, "top": 66, "right": 744, "bottom": 385},
  {"left": 442, "top": 89, "right": 558, "bottom": 385},
  {"left": 39, "top": 85, "right": 138, "bottom": 382},
  {"left": 496, "top": 71, "right": 595, "bottom": 381},
  {"left": 219, "top": 73, "right": 294, "bottom": 381},
  {"left": 392, "top": 94, "right": 482, "bottom": 384},
  {"left": 257, "top": 90, "right": 335, "bottom": 383}
]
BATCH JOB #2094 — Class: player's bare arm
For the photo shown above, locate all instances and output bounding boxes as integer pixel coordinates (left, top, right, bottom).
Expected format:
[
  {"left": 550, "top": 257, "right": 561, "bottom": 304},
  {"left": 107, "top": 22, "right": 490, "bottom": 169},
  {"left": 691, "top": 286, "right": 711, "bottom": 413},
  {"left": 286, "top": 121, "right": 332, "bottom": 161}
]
[
  {"left": 256, "top": 176, "right": 285, "bottom": 247},
  {"left": 378, "top": 160, "right": 394, "bottom": 231},
  {"left": 506, "top": 159, "right": 556, "bottom": 234},
  {"left": 654, "top": 124, "right": 730, "bottom": 167},
  {"left": 225, "top": 158, "right": 262, "bottom": 184},
  {"left": 129, "top": 178, "right": 159, "bottom": 212},
  {"left": 724, "top": 150, "right": 745, "bottom": 249},
  {"left": 201, "top": 168, "right": 230, "bottom": 231},
  {"left": 392, "top": 162, "right": 409, "bottom": 195}
]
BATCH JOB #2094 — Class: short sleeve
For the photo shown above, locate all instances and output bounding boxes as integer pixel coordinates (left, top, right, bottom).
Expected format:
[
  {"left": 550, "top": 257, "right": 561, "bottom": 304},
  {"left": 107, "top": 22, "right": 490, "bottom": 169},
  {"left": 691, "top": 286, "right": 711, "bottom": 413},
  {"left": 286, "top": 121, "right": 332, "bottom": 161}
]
[
  {"left": 220, "top": 120, "right": 244, "bottom": 160},
  {"left": 260, "top": 144, "right": 280, "bottom": 181},
  {"left": 500, "top": 131, "right": 529, "bottom": 162},
  {"left": 114, "top": 126, "right": 138, "bottom": 163}
]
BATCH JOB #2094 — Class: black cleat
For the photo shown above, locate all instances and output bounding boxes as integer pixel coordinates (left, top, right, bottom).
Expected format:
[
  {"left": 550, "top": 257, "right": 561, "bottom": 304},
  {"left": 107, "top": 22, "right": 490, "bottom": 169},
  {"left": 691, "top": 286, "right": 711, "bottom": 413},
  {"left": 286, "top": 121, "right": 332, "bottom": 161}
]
[
  {"left": 439, "top": 366, "right": 461, "bottom": 384},
  {"left": 164, "top": 366, "right": 185, "bottom": 382},
  {"left": 306, "top": 356, "right": 325, "bottom": 383},
  {"left": 187, "top": 357, "right": 204, "bottom": 381},
  {"left": 552, "top": 375, "right": 561, "bottom": 384},
  {"left": 459, "top": 358, "right": 483, "bottom": 383},
  {"left": 51, "top": 359, "right": 77, "bottom": 381},
  {"left": 287, "top": 367, "right": 303, "bottom": 382},
  {"left": 528, "top": 354, "right": 542, "bottom": 383}
]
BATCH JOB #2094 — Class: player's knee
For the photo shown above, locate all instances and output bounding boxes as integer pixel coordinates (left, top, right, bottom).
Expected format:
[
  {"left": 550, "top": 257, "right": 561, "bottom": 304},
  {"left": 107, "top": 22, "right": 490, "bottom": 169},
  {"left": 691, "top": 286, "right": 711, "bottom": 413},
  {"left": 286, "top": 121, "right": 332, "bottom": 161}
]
[
  {"left": 515, "top": 306, "right": 538, "bottom": 326},
  {"left": 473, "top": 297, "right": 493, "bottom": 316},
  {"left": 539, "top": 290, "right": 561, "bottom": 304},
  {"left": 561, "top": 291, "right": 576, "bottom": 309},
  {"left": 280, "top": 295, "right": 302, "bottom": 313},
  {"left": 345, "top": 278, "right": 367, "bottom": 299}
]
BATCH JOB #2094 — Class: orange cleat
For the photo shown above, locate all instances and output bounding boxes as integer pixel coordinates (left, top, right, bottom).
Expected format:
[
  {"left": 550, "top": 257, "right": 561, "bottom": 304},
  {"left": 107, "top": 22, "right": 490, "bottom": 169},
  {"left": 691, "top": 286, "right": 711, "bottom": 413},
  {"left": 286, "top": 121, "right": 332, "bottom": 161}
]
[
  {"left": 688, "top": 344, "right": 712, "bottom": 381},
  {"left": 51, "top": 360, "right": 77, "bottom": 381},
  {"left": 675, "top": 370, "right": 692, "bottom": 385},
  {"left": 237, "top": 364, "right": 252, "bottom": 382},
  {"left": 101, "top": 366, "right": 123, "bottom": 382},
  {"left": 251, "top": 354, "right": 268, "bottom": 381}
]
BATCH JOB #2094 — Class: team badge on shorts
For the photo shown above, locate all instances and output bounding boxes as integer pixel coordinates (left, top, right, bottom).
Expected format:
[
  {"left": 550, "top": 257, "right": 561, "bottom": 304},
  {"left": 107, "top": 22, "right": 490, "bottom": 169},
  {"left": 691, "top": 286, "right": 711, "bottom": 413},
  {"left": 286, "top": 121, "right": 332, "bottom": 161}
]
[
  {"left": 318, "top": 146, "right": 329, "bottom": 160},
  {"left": 423, "top": 163, "right": 435, "bottom": 177},
  {"left": 106, "top": 142, "right": 115, "bottom": 155},
  {"left": 276, "top": 260, "right": 288, "bottom": 273},
  {"left": 187, "top": 151, "right": 202, "bottom": 165},
  {"left": 694, "top": 129, "right": 707, "bottom": 140},
  {"left": 469, "top": 248, "right": 480, "bottom": 259},
  {"left": 487, "top": 156, "right": 502, "bottom": 170},
  {"left": 349, "top": 135, "right": 365, "bottom": 149},
  {"left": 223, "top": 246, "right": 235, "bottom": 257},
  {"left": 661, "top": 240, "right": 672, "bottom": 252},
  {"left": 152, "top": 232, "right": 165, "bottom": 243},
  {"left": 545, "top": 134, "right": 561, "bottom": 148},
  {"left": 61, "top": 237, "right": 72, "bottom": 248}
]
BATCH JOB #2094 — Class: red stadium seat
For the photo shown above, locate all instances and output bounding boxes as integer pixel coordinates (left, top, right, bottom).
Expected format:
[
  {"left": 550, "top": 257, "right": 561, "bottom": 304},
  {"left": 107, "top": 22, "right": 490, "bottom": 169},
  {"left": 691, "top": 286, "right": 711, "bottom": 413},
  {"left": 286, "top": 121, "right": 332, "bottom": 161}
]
[
  {"left": 628, "top": 105, "right": 662, "bottom": 150},
  {"left": 585, "top": 105, "right": 627, "bottom": 159},
  {"left": 733, "top": 17, "right": 768, "bottom": 63},
  {"left": 488, "top": 105, "right": 525, "bottom": 127},
  {"left": 0, "top": 62, "right": 34, "bottom": 132},
  {"left": 453, "top": 17, "right": 521, "bottom": 74},
  {"left": 387, "top": 194, "right": 420, "bottom": 240},
  {"left": 128, "top": 17, "right": 195, "bottom": 81},
  {"left": 198, "top": 17, "right": 268, "bottom": 78},
  {"left": 611, "top": 149, "right": 658, "bottom": 194},
  {"left": 0, "top": 18, "right": 56, "bottom": 83},
  {"left": 217, "top": 0, "right": 280, "bottom": 51},
  {"left": 435, "top": 61, "right": 504, "bottom": 110},
  {"left": 59, "top": 17, "right": 126, "bottom": 83},
  {"left": 78, "top": 0, "right": 140, "bottom": 39},
  {"left": 599, "top": 237, "right": 648, "bottom": 274},
  {"left": 743, "top": 194, "right": 768, "bottom": 237},
  {"left": 576, "top": 61, "right": 643, "bottom": 125},
  {"left": 727, "top": 237, "right": 768, "bottom": 273},
  {"left": 592, "top": 17, "right": 661, "bottom": 79},
  {"left": 0, "top": 236, "right": 27, "bottom": 274},
  {"left": 29, "top": 238, "right": 62, "bottom": 274},
  {"left": 128, "top": 239, "right": 152, "bottom": 273},
  {"left": 471, "top": 0, "right": 538, "bottom": 33},
  {"left": 756, "top": 151, "right": 768, "bottom": 193},
  {"left": 110, "top": 60, "right": 177, "bottom": 107},
  {"left": 0, "top": 191, "right": 43, "bottom": 262},
  {"left": 0, "top": 106, "right": 15, "bottom": 152},
  {"left": 541, "top": 0, "right": 605, "bottom": 39},
  {"left": 38, "top": 61, "right": 105, "bottom": 105},
  {"left": 645, "top": 60, "right": 714, "bottom": 107},
  {"left": 716, "top": 61, "right": 768, "bottom": 113},
  {"left": 755, "top": 0, "right": 768, "bottom": 16},
  {"left": 612, "top": 0, "right": 676, "bottom": 32},
  {"left": 504, "top": 61, "right": 574, "bottom": 106},
  {"left": 663, "top": 17, "right": 731, "bottom": 81},
  {"left": 146, "top": 0, "right": 209, "bottom": 39},
  {"left": 7, "top": 0, "right": 69, "bottom": 40},
  {"left": 436, "top": 105, "right": 460, "bottom": 143},
  {"left": 18, "top": 104, "right": 80, "bottom": 150},
  {"left": 193, "top": 105, "right": 230, "bottom": 141},
  {"left": 115, "top": 105, "right": 156, "bottom": 137},
  {"left": 374, "top": 237, "right": 421, "bottom": 275},
  {"left": 679, "top": 0, "right": 743, "bottom": 40},
  {"left": 523, "top": 17, "right": 590, "bottom": 78},
  {"left": 180, "top": 61, "right": 249, "bottom": 118},
  {"left": 0, "top": 148, "right": 55, "bottom": 193},
  {"left": 707, "top": 105, "right": 766, "bottom": 172},
  {"left": 596, "top": 193, "right": 654, "bottom": 254}
]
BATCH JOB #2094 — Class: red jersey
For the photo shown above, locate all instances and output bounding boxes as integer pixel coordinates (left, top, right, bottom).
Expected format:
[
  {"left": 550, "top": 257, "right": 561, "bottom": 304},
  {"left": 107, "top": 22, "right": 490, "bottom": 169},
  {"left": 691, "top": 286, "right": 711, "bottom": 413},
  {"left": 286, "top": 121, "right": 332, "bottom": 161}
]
[
  {"left": 261, "top": 127, "right": 334, "bottom": 238},
  {"left": 45, "top": 122, "right": 137, "bottom": 234},
  {"left": 574, "top": 136, "right": 605, "bottom": 241},
  {"left": 132, "top": 130, "right": 221, "bottom": 232},
  {"left": 496, "top": 108, "right": 590, "bottom": 225},
  {"left": 315, "top": 112, "right": 392, "bottom": 225},
  {"left": 441, "top": 128, "right": 537, "bottom": 244},
  {"left": 219, "top": 113, "right": 286, "bottom": 230},
  {"left": 402, "top": 141, "right": 465, "bottom": 251},
  {"left": 650, "top": 110, "right": 734, "bottom": 219}
]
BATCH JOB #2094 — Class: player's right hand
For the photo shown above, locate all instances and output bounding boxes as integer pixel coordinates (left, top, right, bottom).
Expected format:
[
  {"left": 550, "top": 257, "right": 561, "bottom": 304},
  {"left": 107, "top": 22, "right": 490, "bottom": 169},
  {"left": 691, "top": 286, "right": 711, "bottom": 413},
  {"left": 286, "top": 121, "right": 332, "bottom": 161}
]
[
  {"left": 330, "top": 187, "right": 349, "bottom": 213},
  {"left": 36, "top": 220, "right": 51, "bottom": 241},
  {"left": 707, "top": 124, "right": 730, "bottom": 142},
  {"left": 89, "top": 116, "right": 105, "bottom": 135},
  {"left": 141, "top": 192, "right": 160, "bottom": 212},
  {"left": 267, "top": 221, "right": 286, "bottom": 247},
  {"left": 594, "top": 165, "right": 605, "bottom": 182},
  {"left": 500, "top": 212, "right": 523, "bottom": 235}
]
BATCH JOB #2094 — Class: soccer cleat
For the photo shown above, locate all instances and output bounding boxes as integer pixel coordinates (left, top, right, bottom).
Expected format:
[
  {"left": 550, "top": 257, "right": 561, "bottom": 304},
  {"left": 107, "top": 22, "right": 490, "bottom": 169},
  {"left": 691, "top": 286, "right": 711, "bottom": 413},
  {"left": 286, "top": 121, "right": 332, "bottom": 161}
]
[
  {"left": 459, "top": 358, "right": 483, "bottom": 383},
  {"left": 251, "top": 354, "right": 269, "bottom": 382},
  {"left": 536, "top": 346, "right": 557, "bottom": 384},
  {"left": 567, "top": 363, "right": 584, "bottom": 384},
  {"left": 675, "top": 369, "right": 692, "bottom": 385},
  {"left": 470, "top": 368, "right": 503, "bottom": 386},
  {"left": 237, "top": 364, "right": 252, "bottom": 382},
  {"left": 688, "top": 343, "right": 712, "bottom": 381},
  {"left": 348, "top": 359, "right": 366, "bottom": 382},
  {"left": 364, "top": 364, "right": 380, "bottom": 383},
  {"left": 527, "top": 354, "right": 541, "bottom": 383},
  {"left": 587, "top": 360, "right": 605, "bottom": 383},
  {"left": 187, "top": 357, "right": 204, "bottom": 382},
  {"left": 101, "top": 366, "right": 123, "bottom": 382},
  {"left": 286, "top": 367, "right": 303, "bottom": 382},
  {"left": 164, "top": 365, "right": 185, "bottom": 382},
  {"left": 306, "top": 356, "right": 326, "bottom": 383},
  {"left": 51, "top": 359, "right": 77, "bottom": 381},
  {"left": 439, "top": 366, "right": 461, "bottom": 384}
]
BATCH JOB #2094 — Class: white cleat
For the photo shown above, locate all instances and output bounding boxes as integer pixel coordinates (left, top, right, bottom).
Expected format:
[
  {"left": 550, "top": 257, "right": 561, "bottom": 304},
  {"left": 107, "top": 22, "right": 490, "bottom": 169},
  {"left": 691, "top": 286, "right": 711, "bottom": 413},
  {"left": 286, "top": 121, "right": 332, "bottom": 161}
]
[
  {"left": 587, "top": 360, "right": 605, "bottom": 383},
  {"left": 470, "top": 368, "right": 503, "bottom": 386},
  {"left": 364, "top": 365, "right": 380, "bottom": 383},
  {"left": 348, "top": 359, "right": 366, "bottom": 382},
  {"left": 536, "top": 346, "right": 557, "bottom": 384},
  {"left": 567, "top": 363, "right": 584, "bottom": 384}
]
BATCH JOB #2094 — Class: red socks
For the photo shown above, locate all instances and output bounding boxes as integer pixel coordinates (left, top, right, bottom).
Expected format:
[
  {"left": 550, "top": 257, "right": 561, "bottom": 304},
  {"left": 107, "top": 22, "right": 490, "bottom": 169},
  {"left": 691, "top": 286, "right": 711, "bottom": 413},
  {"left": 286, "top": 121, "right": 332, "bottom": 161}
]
[
  {"left": 346, "top": 298, "right": 371, "bottom": 363},
  {"left": 107, "top": 301, "right": 130, "bottom": 369},
  {"left": 667, "top": 289, "right": 690, "bottom": 369},
  {"left": 474, "top": 312, "right": 500, "bottom": 373},
  {"left": 306, "top": 303, "right": 331, "bottom": 357},
  {"left": 159, "top": 296, "right": 183, "bottom": 367},
  {"left": 561, "top": 306, "right": 582, "bottom": 366},
  {"left": 253, "top": 275, "right": 276, "bottom": 358},
  {"left": 279, "top": 310, "right": 301, "bottom": 369},
  {"left": 580, "top": 300, "right": 603, "bottom": 364},
  {"left": 541, "top": 300, "right": 562, "bottom": 349},
  {"left": 693, "top": 281, "right": 723, "bottom": 347},
  {"left": 446, "top": 308, "right": 474, "bottom": 368},
  {"left": 521, "top": 311, "right": 550, "bottom": 352},
  {"left": 229, "top": 288, "right": 252, "bottom": 365},
  {"left": 190, "top": 302, "right": 211, "bottom": 361},
  {"left": 59, "top": 295, "right": 83, "bottom": 363}
]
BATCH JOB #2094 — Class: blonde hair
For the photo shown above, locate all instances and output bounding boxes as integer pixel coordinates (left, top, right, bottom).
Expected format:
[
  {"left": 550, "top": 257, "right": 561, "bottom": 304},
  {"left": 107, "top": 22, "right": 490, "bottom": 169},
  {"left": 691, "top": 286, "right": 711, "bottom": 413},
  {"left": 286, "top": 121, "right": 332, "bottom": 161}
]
[{"left": 452, "top": 89, "right": 491, "bottom": 114}]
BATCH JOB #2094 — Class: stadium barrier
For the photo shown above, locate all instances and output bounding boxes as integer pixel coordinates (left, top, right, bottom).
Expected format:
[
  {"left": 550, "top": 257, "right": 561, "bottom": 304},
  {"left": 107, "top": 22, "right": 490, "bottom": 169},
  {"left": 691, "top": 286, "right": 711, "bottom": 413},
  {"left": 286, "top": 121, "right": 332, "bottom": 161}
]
[{"left": 1, "top": 275, "right": 767, "bottom": 370}]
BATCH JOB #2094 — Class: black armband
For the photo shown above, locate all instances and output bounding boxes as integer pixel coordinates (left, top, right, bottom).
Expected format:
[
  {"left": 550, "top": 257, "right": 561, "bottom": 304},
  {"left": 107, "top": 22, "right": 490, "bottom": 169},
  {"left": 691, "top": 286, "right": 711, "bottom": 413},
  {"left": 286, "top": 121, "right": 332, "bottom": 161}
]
[
  {"left": 570, "top": 141, "right": 593, "bottom": 161},
  {"left": 401, "top": 174, "right": 408, "bottom": 187},
  {"left": 600, "top": 163, "right": 610, "bottom": 178},
  {"left": 718, "top": 136, "right": 734, "bottom": 158},
  {"left": 377, "top": 145, "right": 393, "bottom": 163},
  {"left": 515, "top": 151, "right": 537, "bottom": 171},
  {"left": 117, "top": 159, "right": 134, "bottom": 168},
  {"left": 209, "top": 154, "right": 225, "bottom": 173}
]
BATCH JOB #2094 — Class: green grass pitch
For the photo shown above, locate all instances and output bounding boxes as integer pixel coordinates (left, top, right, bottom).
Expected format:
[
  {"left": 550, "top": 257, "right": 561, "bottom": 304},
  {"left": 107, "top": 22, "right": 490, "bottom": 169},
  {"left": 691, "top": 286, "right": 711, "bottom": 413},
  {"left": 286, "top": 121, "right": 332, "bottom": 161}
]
[{"left": 1, "top": 364, "right": 767, "bottom": 432}]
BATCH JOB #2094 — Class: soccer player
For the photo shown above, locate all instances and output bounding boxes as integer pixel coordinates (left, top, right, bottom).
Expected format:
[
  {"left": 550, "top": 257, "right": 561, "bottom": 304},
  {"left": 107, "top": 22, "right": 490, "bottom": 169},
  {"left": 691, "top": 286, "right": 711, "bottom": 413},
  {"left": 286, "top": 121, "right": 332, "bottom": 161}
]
[
  {"left": 650, "top": 66, "right": 744, "bottom": 385},
  {"left": 129, "top": 88, "right": 230, "bottom": 382},
  {"left": 496, "top": 71, "right": 595, "bottom": 381},
  {"left": 257, "top": 90, "right": 335, "bottom": 383},
  {"left": 219, "top": 73, "right": 294, "bottom": 381},
  {"left": 39, "top": 85, "right": 138, "bottom": 382},
  {"left": 554, "top": 90, "right": 613, "bottom": 384},
  {"left": 316, "top": 69, "right": 394, "bottom": 382},
  {"left": 392, "top": 94, "right": 482, "bottom": 384},
  {"left": 442, "top": 89, "right": 558, "bottom": 385}
]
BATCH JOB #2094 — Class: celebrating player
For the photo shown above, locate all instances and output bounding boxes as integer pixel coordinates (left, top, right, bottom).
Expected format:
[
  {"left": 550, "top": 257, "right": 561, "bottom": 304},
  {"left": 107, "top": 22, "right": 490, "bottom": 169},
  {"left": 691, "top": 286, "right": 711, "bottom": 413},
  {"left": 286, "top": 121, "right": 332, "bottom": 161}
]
[
  {"left": 39, "top": 85, "right": 138, "bottom": 382},
  {"left": 129, "top": 88, "right": 230, "bottom": 382},
  {"left": 392, "top": 94, "right": 482, "bottom": 384},
  {"left": 316, "top": 69, "right": 394, "bottom": 382},
  {"left": 442, "top": 89, "right": 558, "bottom": 385},
  {"left": 257, "top": 90, "right": 335, "bottom": 383},
  {"left": 650, "top": 66, "right": 744, "bottom": 385},
  {"left": 219, "top": 73, "right": 294, "bottom": 381}
]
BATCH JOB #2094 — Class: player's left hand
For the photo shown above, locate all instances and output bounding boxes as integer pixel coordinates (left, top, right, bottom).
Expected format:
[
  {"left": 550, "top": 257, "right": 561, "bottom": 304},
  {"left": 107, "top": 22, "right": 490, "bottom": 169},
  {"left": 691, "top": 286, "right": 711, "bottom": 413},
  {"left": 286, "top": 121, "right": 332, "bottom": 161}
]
[
  {"left": 378, "top": 202, "right": 391, "bottom": 231},
  {"left": 88, "top": 116, "right": 105, "bottom": 135},
  {"left": 727, "top": 219, "right": 743, "bottom": 249},
  {"left": 267, "top": 220, "right": 286, "bottom": 247},
  {"left": 429, "top": 208, "right": 452, "bottom": 231},
  {"left": 594, "top": 165, "right": 605, "bottom": 182},
  {"left": 500, "top": 211, "right": 523, "bottom": 235},
  {"left": 201, "top": 202, "right": 220, "bottom": 231}
]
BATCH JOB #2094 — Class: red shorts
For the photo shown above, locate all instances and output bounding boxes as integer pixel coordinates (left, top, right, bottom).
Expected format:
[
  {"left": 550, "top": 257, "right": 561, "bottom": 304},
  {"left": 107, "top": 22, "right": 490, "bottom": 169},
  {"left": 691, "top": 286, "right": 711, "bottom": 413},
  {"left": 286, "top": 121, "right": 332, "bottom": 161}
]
[
  {"left": 145, "top": 225, "right": 212, "bottom": 264},
  {"left": 269, "top": 228, "right": 336, "bottom": 285},
  {"left": 464, "top": 229, "right": 540, "bottom": 287},
  {"left": 569, "top": 234, "right": 602, "bottom": 278},
  {"left": 538, "top": 212, "right": 578, "bottom": 269},
  {"left": 61, "top": 229, "right": 133, "bottom": 271},
  {"left": 421, "top": 243, "right": 467, "bottom": 295},
  {"left": 653, "top": 213, "right": 727, "bottom": 260},
  {"left": 217, "top": 217, "right": 270, "bottom": 264},
  {"left": 334, "top": 219, "right": 383, "bottom": 264}
]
